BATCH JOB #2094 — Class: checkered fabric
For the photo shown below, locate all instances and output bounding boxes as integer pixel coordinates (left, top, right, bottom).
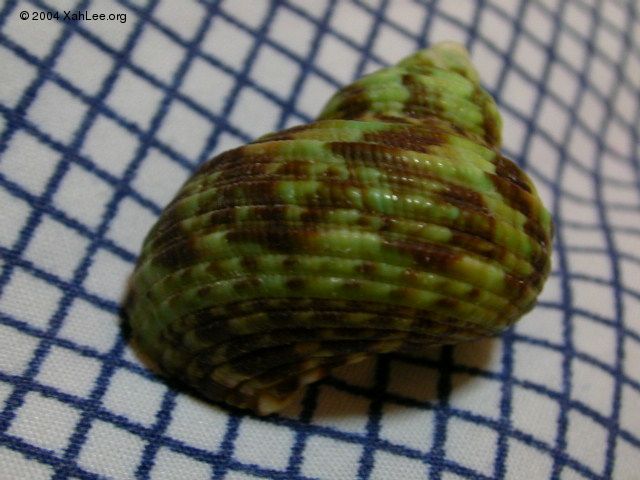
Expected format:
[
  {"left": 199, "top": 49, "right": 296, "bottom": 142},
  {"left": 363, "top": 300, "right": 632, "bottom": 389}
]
[{"left": 0, "top": 0, "right": 638, "bottom": 478}]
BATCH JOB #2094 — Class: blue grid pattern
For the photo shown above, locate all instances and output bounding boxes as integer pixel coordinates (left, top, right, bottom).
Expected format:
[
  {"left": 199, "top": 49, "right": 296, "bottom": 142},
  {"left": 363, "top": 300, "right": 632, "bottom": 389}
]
[{"left": 0, "top": 0, "right": 639, "bottom": 478}]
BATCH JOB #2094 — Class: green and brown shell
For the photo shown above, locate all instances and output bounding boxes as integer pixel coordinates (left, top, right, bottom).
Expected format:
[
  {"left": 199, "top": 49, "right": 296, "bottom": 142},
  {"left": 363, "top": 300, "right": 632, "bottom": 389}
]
[{"left": 125, "top": 42, "right": 553, "bottom": 415}]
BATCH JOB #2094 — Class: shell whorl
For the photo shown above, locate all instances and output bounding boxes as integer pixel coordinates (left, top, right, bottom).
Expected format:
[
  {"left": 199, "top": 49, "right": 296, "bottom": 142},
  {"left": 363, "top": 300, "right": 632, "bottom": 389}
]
[{"left": 126, "top": 42, "right": 553, "bottom": 414}]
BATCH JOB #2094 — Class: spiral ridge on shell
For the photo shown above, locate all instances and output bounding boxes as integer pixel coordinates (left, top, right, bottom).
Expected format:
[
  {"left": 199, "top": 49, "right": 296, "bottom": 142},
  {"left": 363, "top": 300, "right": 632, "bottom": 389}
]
[{"left": 125, "top": 42, "right": 553, "bottom": 414}]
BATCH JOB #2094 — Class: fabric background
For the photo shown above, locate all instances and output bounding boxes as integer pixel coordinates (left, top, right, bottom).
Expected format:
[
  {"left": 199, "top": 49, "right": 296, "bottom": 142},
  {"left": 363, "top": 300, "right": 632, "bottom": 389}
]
[{"left": 0, "top": 0, "right": 638, "bottom": 478}]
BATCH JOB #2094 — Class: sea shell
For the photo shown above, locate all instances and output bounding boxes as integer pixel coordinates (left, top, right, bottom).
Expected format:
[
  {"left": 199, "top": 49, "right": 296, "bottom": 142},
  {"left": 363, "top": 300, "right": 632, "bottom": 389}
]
[{"left": 125, "top": 42, "right": 553, "bottom": 415}]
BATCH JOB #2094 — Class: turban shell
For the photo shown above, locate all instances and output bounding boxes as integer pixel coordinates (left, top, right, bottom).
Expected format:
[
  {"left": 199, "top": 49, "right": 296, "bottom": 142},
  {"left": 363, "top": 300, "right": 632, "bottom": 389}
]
[{"left": 125, "top": 42, "right": 553, "bottom": 414}]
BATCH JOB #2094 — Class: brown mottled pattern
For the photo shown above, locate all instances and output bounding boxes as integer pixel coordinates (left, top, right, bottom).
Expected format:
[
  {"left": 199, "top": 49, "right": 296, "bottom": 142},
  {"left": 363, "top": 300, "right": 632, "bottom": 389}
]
[
  {"left": 125, "top": 43, "right": 553, "bottom": 415},
  {"left": 147, "top": 205, "right": 528, "bottom": 279},
  {"left": 402, "top": 73, "right": 445, "bottom": 120},
  {"left": 318, "top": 84, "right": 371, "bottom": 120},
  {"left": 472, "top": 85, "right": 501, "bottom": 148},
  {"left": 160, "top": 298, "right": 494, "bottom": 355}
]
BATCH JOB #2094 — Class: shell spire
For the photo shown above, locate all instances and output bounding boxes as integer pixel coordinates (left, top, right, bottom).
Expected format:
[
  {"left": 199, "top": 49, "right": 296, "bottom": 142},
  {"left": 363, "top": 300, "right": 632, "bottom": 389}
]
[
  {"left": 319, "top": 42, "right": 502, "bottom": 146},
  {"left": 125, "top": 42, "right": 553, "bottom": 415}
]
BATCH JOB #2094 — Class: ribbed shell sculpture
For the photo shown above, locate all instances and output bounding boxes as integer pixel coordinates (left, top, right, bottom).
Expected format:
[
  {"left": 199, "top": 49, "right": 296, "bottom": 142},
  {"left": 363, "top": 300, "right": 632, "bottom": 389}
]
[{"left": 125, "top": 42, "right": 553, "bottom": 415}]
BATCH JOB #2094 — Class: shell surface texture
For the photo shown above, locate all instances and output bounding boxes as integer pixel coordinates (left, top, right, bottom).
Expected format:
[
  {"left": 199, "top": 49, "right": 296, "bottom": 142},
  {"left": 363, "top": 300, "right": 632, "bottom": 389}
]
[{"left": 126, "top": 42, "right": 553, "bottom": 415}]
